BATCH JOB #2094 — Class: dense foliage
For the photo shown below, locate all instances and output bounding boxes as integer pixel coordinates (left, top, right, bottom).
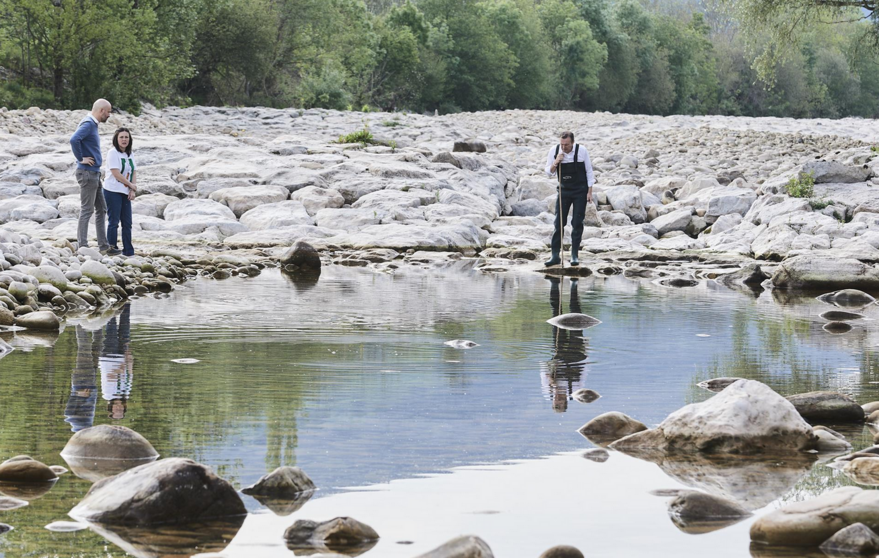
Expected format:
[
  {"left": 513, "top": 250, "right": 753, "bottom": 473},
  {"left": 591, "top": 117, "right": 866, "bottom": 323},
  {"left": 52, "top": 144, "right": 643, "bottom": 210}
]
[{"left": 0, "top": 0, "right": 876, "bottom": 117}]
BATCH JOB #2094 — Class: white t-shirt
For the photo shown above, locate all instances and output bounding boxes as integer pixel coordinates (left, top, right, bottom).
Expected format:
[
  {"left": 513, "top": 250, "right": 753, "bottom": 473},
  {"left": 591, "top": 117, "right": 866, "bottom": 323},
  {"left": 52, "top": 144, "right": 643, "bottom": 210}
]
[{"left": 103, "top": 148, "right": 135, "bottom": 194}]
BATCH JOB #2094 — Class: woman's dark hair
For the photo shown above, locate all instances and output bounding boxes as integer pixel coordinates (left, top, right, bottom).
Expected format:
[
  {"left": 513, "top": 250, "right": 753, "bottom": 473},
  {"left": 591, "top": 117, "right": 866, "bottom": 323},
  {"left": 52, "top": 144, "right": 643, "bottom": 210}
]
[{"left": 112, "top": 127, "right": 132, "bottom": 155}]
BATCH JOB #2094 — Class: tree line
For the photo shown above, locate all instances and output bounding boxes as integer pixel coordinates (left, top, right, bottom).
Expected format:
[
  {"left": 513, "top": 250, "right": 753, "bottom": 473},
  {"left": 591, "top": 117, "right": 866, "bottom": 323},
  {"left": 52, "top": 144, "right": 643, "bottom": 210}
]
[{"left": 0, "top": 0, "right": 877, "bottom": 118}]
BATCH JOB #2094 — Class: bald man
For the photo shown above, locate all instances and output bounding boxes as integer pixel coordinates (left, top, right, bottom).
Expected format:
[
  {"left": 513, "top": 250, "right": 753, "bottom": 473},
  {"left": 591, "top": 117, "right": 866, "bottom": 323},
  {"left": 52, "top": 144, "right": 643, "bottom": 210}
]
[{"left": 70, "top": 99, "right": 113, "bottom": 253}]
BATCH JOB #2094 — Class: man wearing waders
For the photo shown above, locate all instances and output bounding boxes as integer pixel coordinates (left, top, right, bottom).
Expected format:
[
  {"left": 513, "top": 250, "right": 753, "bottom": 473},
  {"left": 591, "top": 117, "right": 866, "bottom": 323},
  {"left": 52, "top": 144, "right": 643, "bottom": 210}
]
[{"left": 544, "top": 131, "right": 595, "bottom": 267}]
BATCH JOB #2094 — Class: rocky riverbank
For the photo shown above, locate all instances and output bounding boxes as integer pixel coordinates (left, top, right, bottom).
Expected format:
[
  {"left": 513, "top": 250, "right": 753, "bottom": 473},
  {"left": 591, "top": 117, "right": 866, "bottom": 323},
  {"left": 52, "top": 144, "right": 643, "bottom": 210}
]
[{"left": 1, "top": 105, "right": 879, "bottom": 322}]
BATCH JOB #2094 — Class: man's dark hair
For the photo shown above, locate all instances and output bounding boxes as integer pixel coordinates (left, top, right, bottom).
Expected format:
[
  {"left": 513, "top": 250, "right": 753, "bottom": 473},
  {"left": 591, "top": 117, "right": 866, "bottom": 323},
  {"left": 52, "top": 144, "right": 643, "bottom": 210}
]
[
  {"left": 112, "top": 127, "right": 132, "bottom": 156},
  {"left": 560, "top": 131, "right": 574, "bottom": 142}
]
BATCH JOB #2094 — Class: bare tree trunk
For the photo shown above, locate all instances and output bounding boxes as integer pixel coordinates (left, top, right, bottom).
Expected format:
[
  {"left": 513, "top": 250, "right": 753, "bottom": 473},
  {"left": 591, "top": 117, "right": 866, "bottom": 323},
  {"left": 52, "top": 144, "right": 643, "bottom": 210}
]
[{"left": 54, "top": 63, "right": 63, "bottom": 103}]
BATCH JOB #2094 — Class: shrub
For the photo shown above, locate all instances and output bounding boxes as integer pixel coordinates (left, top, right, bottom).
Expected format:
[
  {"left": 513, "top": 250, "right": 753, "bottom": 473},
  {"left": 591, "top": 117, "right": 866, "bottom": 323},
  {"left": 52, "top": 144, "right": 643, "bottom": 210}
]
[
  {"left": 785, "top": 171, "right": 815, "bottom": 198},
  {"left": 336, "top": 127, "right": 374, "bottom": 144},
  {"left": 808, "top": 198, "right": 831, "bottom": 210},
  {"left": 296, "top": 65, "right": 352, "bottom": 111},
  {"left": 382, "top": 120, "right": 403, "bottom": 127}
]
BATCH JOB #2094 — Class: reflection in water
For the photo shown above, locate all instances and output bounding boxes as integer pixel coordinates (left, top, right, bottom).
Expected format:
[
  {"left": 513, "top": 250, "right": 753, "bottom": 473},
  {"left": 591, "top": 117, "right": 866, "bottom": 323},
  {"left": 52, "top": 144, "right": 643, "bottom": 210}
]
[
  {"left": 541, "top": 277, "right": 588, "bottom": 413},
  {"left": 281, "top": 269, "right": 321, "bottom": 292},
  {"left": 65, "top": 305, "right": 133, "bottom": 431},
  {"left": 100, "top": 304, "right": 133, "bottom": 419},
  {"left": 246, "top": 490, "right": 314, "bottom": 516},
  {"left": 62, "top": 455, "right": 158, "bottom": 482},
  {"left": 670, "top": 513, "right": 750, "bottom": 535},
  {"left": 86, "top": 517, "right": 245, "bottom": 558},
  {"left": 620, "top": 449, "right": 816, "bottom": 510},
  {"left": 0, "top": 479, "right": 57, "bottom": 501}
]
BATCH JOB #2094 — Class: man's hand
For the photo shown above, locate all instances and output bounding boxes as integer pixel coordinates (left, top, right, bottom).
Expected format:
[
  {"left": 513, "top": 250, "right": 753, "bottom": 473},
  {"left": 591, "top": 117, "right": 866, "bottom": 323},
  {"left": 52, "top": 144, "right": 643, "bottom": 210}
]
[
  {"left": 81, "top": 156, "right": 95, "bottom": 166},
  {"left": 555, "top": 151, "right": 565, "bottom": 164},
  {"left": 587, "top": 191, "right": 593, "bottom": 204}
]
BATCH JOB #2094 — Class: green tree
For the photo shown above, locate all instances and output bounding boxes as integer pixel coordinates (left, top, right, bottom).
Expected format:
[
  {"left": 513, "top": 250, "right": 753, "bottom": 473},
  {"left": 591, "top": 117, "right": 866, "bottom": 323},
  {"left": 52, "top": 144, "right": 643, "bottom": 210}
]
[{"left": 575, "top": 0, "right": 639, "bottom": 110}]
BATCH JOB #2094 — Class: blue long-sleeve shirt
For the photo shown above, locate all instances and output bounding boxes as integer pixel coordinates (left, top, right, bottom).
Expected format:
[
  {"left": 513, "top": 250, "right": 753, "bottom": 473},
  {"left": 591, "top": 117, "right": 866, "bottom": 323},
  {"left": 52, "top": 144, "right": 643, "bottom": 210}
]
[{"left": 70, "top": 115, "right": 102, "bottom": 172}]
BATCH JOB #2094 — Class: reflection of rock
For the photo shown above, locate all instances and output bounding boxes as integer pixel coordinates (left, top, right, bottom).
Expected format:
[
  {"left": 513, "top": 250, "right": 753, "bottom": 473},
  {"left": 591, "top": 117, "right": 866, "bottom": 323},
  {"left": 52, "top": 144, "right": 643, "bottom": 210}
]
[
  {"left": 284, "top": 517, "right": 379, "bottom": 556},
  {"left": 697, "top": 377, "right": 745, "bottom": 393},
  {"left": 750, "top": 487, "right": 879, "bottom": 547},
  {"left": 242, "top": 466, "right": 315, "bottom": 497},
  {"left": 0, "top": 523, "right": 11, "bottom": 535},
  {"left": 572, "top": 389, "right": 600, "bottom": 403},
  {"left": 539, "top": 545, "right": 584, "bottom": 558},
  {"left": 414, "top": 535, "right": 494, "bottom": 558},
  {"left": 45, "top": 521, "right": 88, "bottom": 532},
  {"left": 546, "top": 313, "right": 601, "bottom": 330},
  {"left": 280, "top": 268, "right": 320, "bottom": 292},
  {"left": 819, "top": 523, "right": 879, "bottom": 556},
  {"left": 0, "top": 496, "right": 28, "bottom": 511},
  {"left": 667, "top": 490, "right": 751, "bottom": 534},
  {"left": 619, "top": 450, "right": 814, "bottom": 510},
  {"left": 70, "top": 458, "right": 246, "bottom": 525},
  {"left": 85, "top": 517, "right": 244, "bottom": 558},
  {"left": 824, "top": 322, "right": 853, "bottom": 334},
  {"left": 817, "top": 289, "right": 876, "bottom": 309},
  {"left": 578, "top": 412, "right": 648, "bottom": 445},
  {"left": 49, "top": 466, "right": 68, "bottom": 475},
  {"left": 61, "top": 425, "right": 159, "bottom": 460},
  {"left": 582, "top": 449, "right": 609, "bottom": 463},
  {"left": 611, "top": 380, "right": 817, "bottom": 454},
  {"left": 820, "top": 310, "right": 865, "bottom": 322},
  {"left": 786, "top": 392, "right": 865, "bottom": 424},
  {"left": 843, "top": 457, "right": 879, "bottom": 486},
  {"left": 248, "top": 489, "right": 313, "bottom": 516},
  {"left": 444, "top": 339, "right": 479, "bottom": 349},
  {"left": 62, "top": 455, "right": 158, "bottom": 482},
  {"left": 0, "top": 339, "right": 12, "bottom": 360},
  {"left": 0, "top": 480, "right": 57, "bottom": 500}
]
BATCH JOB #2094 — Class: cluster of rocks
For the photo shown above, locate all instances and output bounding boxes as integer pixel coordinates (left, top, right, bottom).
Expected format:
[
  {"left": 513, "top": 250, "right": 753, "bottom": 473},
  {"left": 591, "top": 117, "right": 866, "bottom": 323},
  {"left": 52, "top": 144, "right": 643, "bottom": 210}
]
[{"left": 1, "top": 105, "right": 878, "bottom": 296}]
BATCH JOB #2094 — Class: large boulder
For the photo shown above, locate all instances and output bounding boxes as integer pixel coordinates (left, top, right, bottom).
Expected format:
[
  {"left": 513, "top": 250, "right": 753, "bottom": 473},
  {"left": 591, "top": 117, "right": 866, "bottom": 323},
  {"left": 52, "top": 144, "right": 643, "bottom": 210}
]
[
  {"left": 650, "top": 209, "right": 692, "bottom": 236},
  {"left": 61, "top": 425, "right": 158, "bottom": 460},
  {"left": 605, "top": 185, "right": 646, "bottom": 223},
  {"left": 705, "top": 188, "right": 757, "bottom": 223},
  {"left": 241, "top": 466, "right": 315, "bottom": 497},
  {"left": 131, "top": 193, "right": 180, "bottom": 219},
  {"left": 785, "top": 392, "right": 865, "bottom": 423},
  {"left": 163, "top": 199, "right": 237, "bottom": 222},
  {"left": 69, "top": 458, "right": 246, "bottom": 525},
  {"left": 284, "top": 517, "right": 379, "bottom": 554},
  {"left": 414, "top": 535, "right": 494, "bottom": 558},
  {"left": 29, "top": 265, "right": 68, "bottom": 291},
  {"left": 772, "top": 256, "right": 879, "bottom": 291},
  {"left": 819, "top": 523, "right": 879, "bottom": 556},
  {"left": 667, "top": 490, "right": 751, "bottom": 527},
  {"left": 610, "top": 380, "right": 817, "bottom": 454},
  {"left": 750, "top": 487, "right": 879, "bottom": 547}
]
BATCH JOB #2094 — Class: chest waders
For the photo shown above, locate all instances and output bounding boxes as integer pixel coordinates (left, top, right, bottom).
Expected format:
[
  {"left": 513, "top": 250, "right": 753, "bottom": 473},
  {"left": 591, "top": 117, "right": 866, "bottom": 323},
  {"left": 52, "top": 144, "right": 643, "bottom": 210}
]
[{"left": 547, "top": 145, "right": 590, "bottom": 268}]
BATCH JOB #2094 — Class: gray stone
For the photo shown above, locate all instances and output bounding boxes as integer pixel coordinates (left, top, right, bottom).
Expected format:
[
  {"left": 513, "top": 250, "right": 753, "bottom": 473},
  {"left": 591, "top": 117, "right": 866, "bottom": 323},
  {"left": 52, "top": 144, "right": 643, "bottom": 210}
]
[
  {"left": 61, "top": 424, "right": 158, "bottom": 460},
  {"left": 80, "top": 260, "right": 116, "bottom": 286},
  {"left": 280, "top": 240, "right": 321, "bottom": 271},
  {"left": 29, "top": 265, "right": 68, "bottom": 291},
  {"left": 239, "top": 201, "right": 313, "bottom": 230},
  {"left": 414, "top": 535, "right": 494, "bottom": 558},
  {"left": 819, "top": 522, "right": 879, "bottom": 556},
  {"left": 803, "top": 160, "right": 872, "bottom": 184},
  {"left": 241, "top": 466, "right": 315, "bottom": 497},
  {"left": 453, "top": 140, "right": 487, "bottom": 153},
  {"left": 14, "top": 310, "right": 60, "bottom": 331},
  {"left": 284, "top": 517, "right": 379, "bottom": 555},
  {"left": 578, "top": 412, "right": 648, "bottom": 443},
  {"left": 572, "top": 389, "right": 600, "bottom": 403},
  {"left": 772, "top": 256, "right": 879, "bottom": 291},
  {"left": 539, "top": 545, "right": 584, "bottom": 558},
  {"left": 668, "top": 490, "right": 751, "bottom": 521},
  {"left": 650, "top": 209, "right": 692, "bottom": 236},
  {"left": 69, "top": 458, "right": 246, "bottom": 525}
]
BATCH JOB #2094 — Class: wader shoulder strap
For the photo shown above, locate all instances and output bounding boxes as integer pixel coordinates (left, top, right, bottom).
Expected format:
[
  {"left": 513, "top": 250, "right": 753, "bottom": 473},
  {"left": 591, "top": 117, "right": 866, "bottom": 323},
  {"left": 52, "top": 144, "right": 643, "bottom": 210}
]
[
  {"left": 574, "top": 144, "right": 579, "bottom": 163},
  {"left": 555, "top": 145, "right": 559, "bottom": 158}
]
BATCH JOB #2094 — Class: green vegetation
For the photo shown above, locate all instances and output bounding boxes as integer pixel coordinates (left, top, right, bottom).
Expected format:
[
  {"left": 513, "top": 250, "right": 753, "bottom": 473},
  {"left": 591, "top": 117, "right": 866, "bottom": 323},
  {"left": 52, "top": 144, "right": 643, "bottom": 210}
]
[
  {"left": 808, "top": 198, "right": 831, "bottom": 210},
  {"left": 0, "top": 0, "right": 877, "bottom": 117},
  {"left": 872, "top": 146, "right": 879, "bottom": 153},
  {"left": 785, "top": 171, "right": 816, "bottom": 198},
  {"left": 336, "top": 127, "right": 375, "bottom": 145}
]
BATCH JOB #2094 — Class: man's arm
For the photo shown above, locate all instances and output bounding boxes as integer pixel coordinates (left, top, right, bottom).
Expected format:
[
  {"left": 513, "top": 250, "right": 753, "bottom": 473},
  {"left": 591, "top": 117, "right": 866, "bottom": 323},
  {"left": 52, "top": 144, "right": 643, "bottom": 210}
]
[
  {"left": 545, "top": 146, "right": 557, "bottom": 177},
  {"left": 69, "top": 122, "right": 94, "bottom": 165},
  {"left": 581, "top": 145, "right": 596, "bottom": 188}
]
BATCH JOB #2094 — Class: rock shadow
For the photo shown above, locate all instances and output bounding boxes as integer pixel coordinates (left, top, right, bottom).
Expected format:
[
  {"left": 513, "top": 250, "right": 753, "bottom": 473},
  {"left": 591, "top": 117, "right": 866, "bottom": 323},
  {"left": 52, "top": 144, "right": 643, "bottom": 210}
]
[{"left": 84, "top": 516, "right": 245, "bottom": 558}]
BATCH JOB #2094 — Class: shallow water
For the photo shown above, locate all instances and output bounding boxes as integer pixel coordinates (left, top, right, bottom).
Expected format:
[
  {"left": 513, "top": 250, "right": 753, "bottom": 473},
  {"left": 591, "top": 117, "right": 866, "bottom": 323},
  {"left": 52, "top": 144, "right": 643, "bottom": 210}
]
[{"left": 1, "top": 262, "right": 879, "bottom": 557}]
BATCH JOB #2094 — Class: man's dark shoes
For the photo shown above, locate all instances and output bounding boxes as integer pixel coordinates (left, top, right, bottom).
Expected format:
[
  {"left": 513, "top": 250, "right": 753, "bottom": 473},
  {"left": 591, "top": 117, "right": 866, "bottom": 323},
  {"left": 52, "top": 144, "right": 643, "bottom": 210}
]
[
  {"left": 105, "top": 247, "right": 122, "bottom": 256},
  {"left": 544, "top": 253, "right": 561, "bottom": 267}
]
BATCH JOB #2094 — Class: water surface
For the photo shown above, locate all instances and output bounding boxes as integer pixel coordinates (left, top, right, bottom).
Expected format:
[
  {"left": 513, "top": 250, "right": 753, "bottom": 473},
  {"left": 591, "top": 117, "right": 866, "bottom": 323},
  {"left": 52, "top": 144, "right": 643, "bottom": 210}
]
[{"left": 1, "top": 262, "right": 878, "bottom": 557}]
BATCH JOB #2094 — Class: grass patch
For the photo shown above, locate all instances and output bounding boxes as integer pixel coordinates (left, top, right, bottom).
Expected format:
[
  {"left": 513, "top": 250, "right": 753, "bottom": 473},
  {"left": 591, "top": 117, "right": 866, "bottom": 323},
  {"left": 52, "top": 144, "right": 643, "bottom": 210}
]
[
  {"left": 336, "top": 127, "right": 375, "bottom": 145},
  {"left": 785, "top": 171, "right": 815, "bottom": 198},
  {"left": 808, "top": 198, "right": 831, "bottom": 210},
  {"left": 382, "top": 120, "right": 404, "bottom": 127},
  {"left": 871, "top": 146, "right": 879, "bottom": 153}
]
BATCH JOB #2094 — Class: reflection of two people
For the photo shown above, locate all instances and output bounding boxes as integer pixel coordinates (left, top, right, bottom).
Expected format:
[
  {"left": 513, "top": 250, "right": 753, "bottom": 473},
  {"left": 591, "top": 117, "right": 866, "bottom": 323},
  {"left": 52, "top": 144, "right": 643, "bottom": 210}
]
[
  {"left": 64, "top": 305, "right": 133, "bottom": 431},
  {"left": 541, "top": 277, "right": 588, "bottom": 413}
]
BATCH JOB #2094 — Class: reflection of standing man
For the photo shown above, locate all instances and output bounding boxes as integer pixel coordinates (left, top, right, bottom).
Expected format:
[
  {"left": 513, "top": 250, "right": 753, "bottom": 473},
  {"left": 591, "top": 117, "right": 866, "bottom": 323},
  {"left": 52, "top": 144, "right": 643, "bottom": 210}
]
[
  {"left": 544, "top": 132, "right": 596, "bottom": 267},
  {"left": 65, "top": 325, "right": 103, "bottom": 432},
  {"left": 540, "top": 277, "right": 588, "bottom": 412},
  {"left": 100, "top": 304, "right": 133, "bottom": 419}
]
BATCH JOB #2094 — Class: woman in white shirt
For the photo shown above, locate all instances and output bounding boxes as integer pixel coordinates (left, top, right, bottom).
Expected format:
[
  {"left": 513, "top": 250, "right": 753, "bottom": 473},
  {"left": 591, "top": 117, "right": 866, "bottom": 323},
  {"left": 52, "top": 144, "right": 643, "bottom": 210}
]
[{"left": 103, "top": 127, "right": 137, "bottom": 256}]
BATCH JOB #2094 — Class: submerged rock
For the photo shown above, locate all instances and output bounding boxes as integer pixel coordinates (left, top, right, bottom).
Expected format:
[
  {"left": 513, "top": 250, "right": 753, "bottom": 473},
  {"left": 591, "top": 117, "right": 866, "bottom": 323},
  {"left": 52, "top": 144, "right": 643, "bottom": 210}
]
[
  {"left": 750, "top": 487, "right": 879, "bottom": 547},
  {"left": 611, "top": 380, "right": 816, "bottom": 454},
  {"left": 61, "top": 425, "right": 159, "bottom": 460},
  {"left": 582, "top": 448, "right": 609, "bottom": 463},
  {"left": 813, "top": 426, "right": 852, "bottom": 453},
  {"left": 578, "top": 412, "right": 648, "bottom": 444},
  {"left": 824, "top": 322, "right": 854, "bottom": 334},
  {"left": 444, "top": 339, "right": 479, "bottom": 349},
  {"left": 0, "top": 456, "right": 58, "bottom": 483},
  {"left": 817, "top": 289, "right": 876, "bottom": 309},
  {"left": 819, "top": 310, "right": 865, "bottom": 321},
  {"left": 547, "top": 313, "right": 601, "bottom": 330},
  {"left": 786, "top": 391, "right": 865, "bottom": 423},
  {"left": 284, "top": 517, "right": 379, "bottom": 555},
  {"left": 667, "top": 490, "right": 751, "bottom": 534},
  {"left": 280, "top": 240, "right": 321, "bottom": 271},
  {"left": 69, "top": 458, "right": 246, "bottom": 525},
  {"left": 819, "top": 523, "right": 879, "bottom": 556},
  {"left": 241, "top": 466, "right": 315, "bottom": 497},
  {"left": 414, "top": 535, "right": 494, "bottom": 558},
  {"left": 696, "top": 377, "right": 746, "bottom": 393}
]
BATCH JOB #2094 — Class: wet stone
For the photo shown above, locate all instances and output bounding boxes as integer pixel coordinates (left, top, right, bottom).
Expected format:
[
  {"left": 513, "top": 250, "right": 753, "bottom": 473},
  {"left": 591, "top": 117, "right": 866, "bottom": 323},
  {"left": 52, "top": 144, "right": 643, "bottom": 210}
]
[
  {"left": 414, "top": 535, "right": 494, "bottom": 558},
  {"left": 819, "top": 522, "right": 879, "bottom": 556},
  {"left": 0, "top": 456, "right": 57, "bottom": 482},
  {"left": 241, "top": 466, "right": 315, "bottom": 497},
  {"left": 582, "top": 449, "right": 609, "bottom": 463},
  {"left": 578, "top": 412, "right": 648, "bottom": 444},
  {"left": 572, "top": 389, "right": 600, "bottom": 403},
  {"left": 539, "top": 545, "right": 584, "bottom": 558},
  {"left": 786, "top": 391, "right": 865, "bottom": 423},
  {"left": 284, "top": 516, "right": 379, "bottom": 555},
  {"left": 61, "top": 424, "right": 159, "bottom": 460}
]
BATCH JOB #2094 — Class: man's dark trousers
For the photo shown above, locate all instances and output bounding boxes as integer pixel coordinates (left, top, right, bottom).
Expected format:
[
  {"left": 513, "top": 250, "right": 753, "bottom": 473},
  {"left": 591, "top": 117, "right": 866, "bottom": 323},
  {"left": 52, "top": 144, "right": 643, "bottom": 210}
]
[{"left": 550, "top": 185, "right": 588, "bottom": 256}]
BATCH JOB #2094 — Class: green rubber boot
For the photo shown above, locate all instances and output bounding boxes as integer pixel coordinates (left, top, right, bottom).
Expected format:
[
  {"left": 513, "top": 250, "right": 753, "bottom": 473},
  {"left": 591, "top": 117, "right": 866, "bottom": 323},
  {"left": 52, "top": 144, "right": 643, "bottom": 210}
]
[{"left": 544, "top": 252, "right": 561, "bottom": 267}]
